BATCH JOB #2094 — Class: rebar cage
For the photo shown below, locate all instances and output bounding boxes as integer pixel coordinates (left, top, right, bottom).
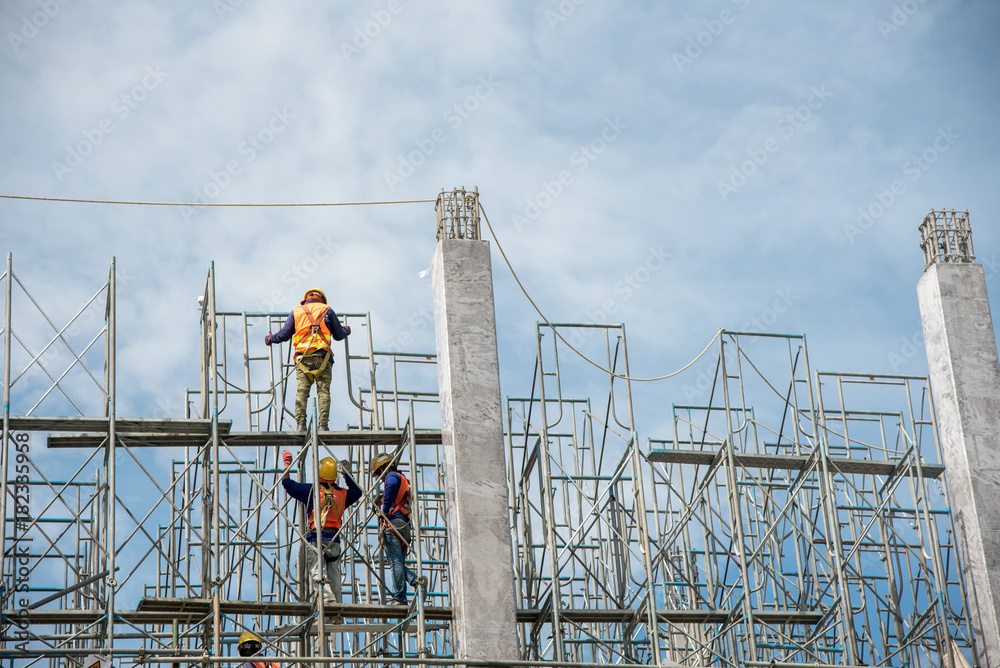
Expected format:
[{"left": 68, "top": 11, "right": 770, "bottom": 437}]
[
  {"left": 919, "top": 209, "right": 975, "bottom": 270},
  {"left": 0, "top": 255, "right": 980, "bottom": 667}
]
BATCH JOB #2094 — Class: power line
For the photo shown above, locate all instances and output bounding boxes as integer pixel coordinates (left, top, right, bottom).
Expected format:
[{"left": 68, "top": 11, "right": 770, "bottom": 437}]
[
  {"left": 3, "top": 189, "right": 720, "bottom": 382},
  {"left": 478, "top": 200, "right": 722, "bottom": 382},
  {"left": 0, "top": 194, "right": 435, "bottom": 207}
]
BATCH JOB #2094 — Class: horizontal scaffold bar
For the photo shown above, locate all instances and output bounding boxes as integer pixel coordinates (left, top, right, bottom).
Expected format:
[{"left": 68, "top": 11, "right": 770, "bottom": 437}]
[
  {"left": 649, "top": 448, "right": 945, "bottom": 479},
  {"left": 45, "top": 429, "right": 443, "bottom": 448},
  {"left": 8, "top": 416, "right": 232, "bottom": 434},
  {"left": 11, "top": 597, "right": 825, "bottom": 627}
]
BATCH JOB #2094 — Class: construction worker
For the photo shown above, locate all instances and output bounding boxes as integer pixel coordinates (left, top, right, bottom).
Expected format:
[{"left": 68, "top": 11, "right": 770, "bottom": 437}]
[
  {"left": 281, "top": 451, "right": 361, "bottom": 603},
  {"left": 371, "top": 453, "right": 426, "bottom": 605},
  {"left": 236, "top": 631, "right": 279, "bottom": 668},
  {"left": 265, "top": 289, "right": 351, "bottom": 432}
]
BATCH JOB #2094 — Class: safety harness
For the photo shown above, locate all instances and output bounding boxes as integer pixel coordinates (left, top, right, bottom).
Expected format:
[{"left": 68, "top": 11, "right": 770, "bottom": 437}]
[
  {"left": 377, "top": 471, "right": 412, "bottom": 553},
  {"left": 293, "top": 303, "right": 332, "bottom": 381},
  {"left": 309, "top": 484, "right": 348, "bottom": 532}
]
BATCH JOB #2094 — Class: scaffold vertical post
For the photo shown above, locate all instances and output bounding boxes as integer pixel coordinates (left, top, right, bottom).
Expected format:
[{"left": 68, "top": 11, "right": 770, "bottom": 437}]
[
  {"left": 0, "top": 253, "right": 12, "bottom": 609},
  {"left": 406, "top": 401, "right": 429, "bottom": 652},
  {"left": 718, "top": 335, "right": 760, "bottom": 660},
  {"left": 242, "top": 312, "right": 252, "bottom": 430},
  {"left": 619, "top": 324, "right": 664, "bottom": 664},
  {"left": 207, "top": 262, "right": 223, "bottom": 657},
  {"left": 812, "top": 366, "right": 861, "bottom": 664},
  {"left": 534, "top": 324, "right": 566, "bottom": 660},
  {"left": 106, "top": 257, "right": 118, "bottom": 652},
  {"left": 311, "top": 405, "right": 328, "bottom": 658}
]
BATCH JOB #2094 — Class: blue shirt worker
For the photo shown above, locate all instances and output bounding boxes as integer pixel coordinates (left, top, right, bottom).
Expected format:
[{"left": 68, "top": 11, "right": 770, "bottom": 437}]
[
  {"left": 281, "top": 450, "right": 361, "bottom": 603},
  {"left": 371, "top": 453, "right": 427, "bottom": 605},
  {"left": 265, "top": 289, "right": 351, "bottom": 432}
]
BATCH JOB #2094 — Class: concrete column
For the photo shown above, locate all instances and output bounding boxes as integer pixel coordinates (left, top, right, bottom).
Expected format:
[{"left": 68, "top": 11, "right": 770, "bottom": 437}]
[
  {"left": 432, "top": 237, "right": 519, "bottom": 661},
  {"left": 917, "top": 261, "right": 1000, "bottom": 665}
]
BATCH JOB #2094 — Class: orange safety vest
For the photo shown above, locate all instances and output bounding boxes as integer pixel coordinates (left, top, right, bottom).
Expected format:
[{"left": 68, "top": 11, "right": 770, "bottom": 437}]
[
  {"left": 291, "top": 302, "right": 332, "bottom": 358},
  {"left": 308, "top": 484, "right": 348, "bottom": 531},
  {"left": 251, "top": 662, "right": 279, "bottom": 668},
  {"left": 385, "top": 471, "right": 410, "bottom": 519}
]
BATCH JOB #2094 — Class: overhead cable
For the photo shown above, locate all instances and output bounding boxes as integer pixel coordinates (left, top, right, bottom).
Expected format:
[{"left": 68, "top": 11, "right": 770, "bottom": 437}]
[
  {"left": 478, "top": 200, "right": 722, "bottom": 382},
  {"left": 0, "top": 194, "right": 435, "bottom": 207}
]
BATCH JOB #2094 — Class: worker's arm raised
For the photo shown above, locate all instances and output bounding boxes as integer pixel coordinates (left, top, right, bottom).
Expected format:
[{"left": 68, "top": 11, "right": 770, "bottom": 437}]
[{"left": 341, "top": 469, "right": 363, "bottom": 507}]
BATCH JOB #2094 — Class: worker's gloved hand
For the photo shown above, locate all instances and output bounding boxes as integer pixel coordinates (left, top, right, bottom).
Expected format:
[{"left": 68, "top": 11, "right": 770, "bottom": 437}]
[
  {"left": 281, "top": 450, "right": 293, "bottom": 468},
  {"left": 371, "top": 502, "right": 382, "bottom": 517},
  {"left": 344, "top": 325, "right": 351, "bottom": 336},
  {"left": 264, "top": 332, "right": 272, "bottom": 345},
  {"left": 339, "top": 459, "right": 352, "bottom": 476}
]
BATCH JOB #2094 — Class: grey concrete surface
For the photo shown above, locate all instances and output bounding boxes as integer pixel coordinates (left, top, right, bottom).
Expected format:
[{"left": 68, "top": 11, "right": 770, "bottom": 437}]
[
  {"left": 431, "top": 238, "right": 519, "bottom": 661},
  {"left": 918, "top": 262, "right": 1000, "bottom": 666}
]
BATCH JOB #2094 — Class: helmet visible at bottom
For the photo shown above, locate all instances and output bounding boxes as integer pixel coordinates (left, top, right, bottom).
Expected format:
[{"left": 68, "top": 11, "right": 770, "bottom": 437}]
[{"left": 238, "top": 630, "right": 262, "bottom": 657}]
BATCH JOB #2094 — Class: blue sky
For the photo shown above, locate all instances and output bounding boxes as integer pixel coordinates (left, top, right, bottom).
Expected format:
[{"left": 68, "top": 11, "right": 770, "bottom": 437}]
[{"left": 1, "top": 0, "right": 999, "bottom": 429}]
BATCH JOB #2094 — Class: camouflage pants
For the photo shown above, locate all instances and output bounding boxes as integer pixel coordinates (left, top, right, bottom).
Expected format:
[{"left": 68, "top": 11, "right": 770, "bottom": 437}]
[{"left": 295, "top": 352, "right": 332, "bottom": 425}]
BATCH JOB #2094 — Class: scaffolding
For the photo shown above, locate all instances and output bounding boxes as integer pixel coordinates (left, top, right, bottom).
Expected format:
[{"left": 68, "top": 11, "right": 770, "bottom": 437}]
[
  {"left": 0, "top": 250, "right": 980, "bottom": 667},
  {"left": 506, "top": 325, "right": 977, "bottom": 666}
]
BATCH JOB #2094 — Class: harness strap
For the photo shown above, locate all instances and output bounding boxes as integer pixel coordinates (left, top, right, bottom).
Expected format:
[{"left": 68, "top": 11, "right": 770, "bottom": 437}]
[
  {"left": 377, "top": 517, "right": 411, "bottom": 553},
  {"left": 296, "top": 305, "right": 333, "bottom": 380},
  {"left": 296, "top": 354, "right": 330, "bottom": 381}
]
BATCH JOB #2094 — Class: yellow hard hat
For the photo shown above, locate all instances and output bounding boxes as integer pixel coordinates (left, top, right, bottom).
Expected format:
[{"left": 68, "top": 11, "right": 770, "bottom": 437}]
[
  {"left": 238, "top": 631, "right": 262, "bottom": 657},
  {"left": 371, "top": 453, "right": 393, "bottom": 476},
  {"left": 318, "top": 457, "right": 338, "bottom": 481},
  {"left": 302, "top": 288, "right": 327, "bottom": 304}
]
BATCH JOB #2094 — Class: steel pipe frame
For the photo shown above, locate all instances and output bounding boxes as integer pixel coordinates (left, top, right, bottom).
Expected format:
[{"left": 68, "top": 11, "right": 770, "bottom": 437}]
[
  {"left": 1, "top": 257, "right": 979, "bottom": 668},
  {"left": 506, "top": 327, "right": 975, "bottom": 666}
]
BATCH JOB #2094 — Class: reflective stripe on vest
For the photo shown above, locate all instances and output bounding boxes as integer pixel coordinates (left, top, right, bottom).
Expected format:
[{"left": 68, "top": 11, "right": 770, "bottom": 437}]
[
  {"left": 388, "top": 471, "right": 410, "bottom": 518},
  {"left": 308, "top": 485, "right": 348, "bottom": 531},
  {"left": 291, "top": 302, "right": 332, "bottom": 357}
]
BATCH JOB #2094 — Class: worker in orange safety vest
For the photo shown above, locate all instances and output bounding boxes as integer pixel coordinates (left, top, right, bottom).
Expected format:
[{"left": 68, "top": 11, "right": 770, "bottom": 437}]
[
  {"left": 265, "top": 289, "right": 351, "bottom": 432},
  {"left": 371, "top": 453, "right": 427, "bottom": 605},
  {"left": 281, "top": 451, "right": 361, "bottom": 603}
]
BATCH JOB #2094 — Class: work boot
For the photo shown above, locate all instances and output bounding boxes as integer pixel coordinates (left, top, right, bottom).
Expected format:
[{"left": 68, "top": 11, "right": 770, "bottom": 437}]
[
  {"left": 319, "top": 422, "right": 328, "bottom": 432},
  {"left": 296, "top": 421, "right": 307, "bottom": 432},
  {"left": 412, "top": 576, "right": 428, "bottom": 589}
]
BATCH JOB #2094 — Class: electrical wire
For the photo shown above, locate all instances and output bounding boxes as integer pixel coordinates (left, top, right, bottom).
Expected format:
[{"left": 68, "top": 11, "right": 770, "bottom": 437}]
[
  {"left": 478, "top": 200, "right": 722, "bottom": 382},
  {"left": 2, "top": 189, "right": 720, "bottom": 381},
  {"left": 0, "top": 194, "right": 435, "bottom": 207}
]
